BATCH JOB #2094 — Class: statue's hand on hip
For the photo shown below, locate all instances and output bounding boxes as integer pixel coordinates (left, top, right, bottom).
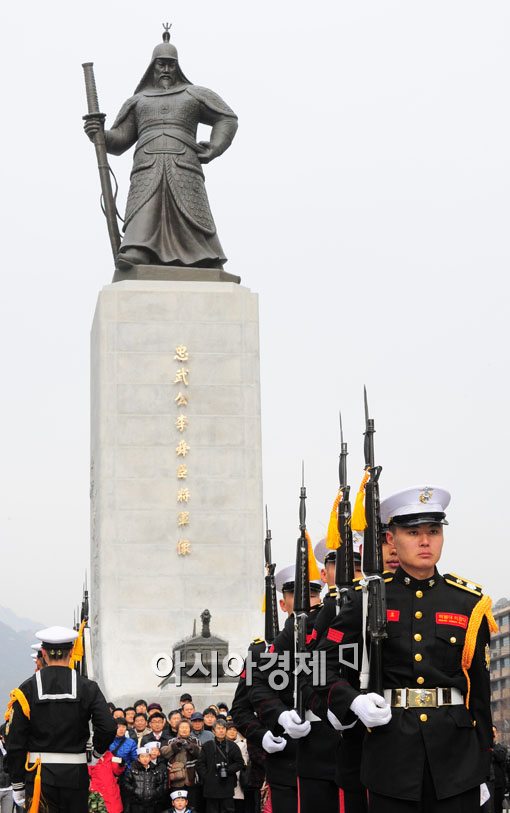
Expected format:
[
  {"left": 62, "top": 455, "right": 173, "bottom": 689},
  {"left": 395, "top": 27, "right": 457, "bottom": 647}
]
[
  {"left": 197, "top": 141, "right": 218, "bottom": 164},
  {"left": 84, "top": 115, "right": 104, "bottom": 142}
]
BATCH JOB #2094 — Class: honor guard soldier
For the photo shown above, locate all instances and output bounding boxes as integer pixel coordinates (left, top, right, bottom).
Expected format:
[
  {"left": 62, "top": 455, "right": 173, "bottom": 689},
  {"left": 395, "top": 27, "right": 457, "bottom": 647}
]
[
  {"left": 321, "top": 487, "right": 497, "bottom": 813},
  {"left": 5, "top": 625, "right": 116, "bottom": 812},
  {"left": 231, "top": 636, "right": 285, "bottom": 813},
  {"left": 251, "top": 566, "right": 340, "bottom": 813}
]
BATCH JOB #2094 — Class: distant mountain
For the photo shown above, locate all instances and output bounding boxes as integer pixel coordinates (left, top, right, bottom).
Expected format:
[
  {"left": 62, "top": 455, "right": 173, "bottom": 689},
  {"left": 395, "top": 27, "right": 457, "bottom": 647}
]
[
  {"left": 0, "top": 620, "right": 36, "bottom": 708},
  {"left": 0, "top": 605, "right": 45, "bottom": 634}
]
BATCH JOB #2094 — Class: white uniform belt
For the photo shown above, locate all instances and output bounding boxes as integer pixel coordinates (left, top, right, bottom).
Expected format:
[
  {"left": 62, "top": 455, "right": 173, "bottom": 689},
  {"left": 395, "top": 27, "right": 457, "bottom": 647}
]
[
  {"left": 383, "top": 687, "right": 463, "bottom": 709},
  {"left": 28, "top": 752, "right": 87, "bottom": 765},
  {"left": 304, "top": 710, "right": 321, "bottom": 722}
]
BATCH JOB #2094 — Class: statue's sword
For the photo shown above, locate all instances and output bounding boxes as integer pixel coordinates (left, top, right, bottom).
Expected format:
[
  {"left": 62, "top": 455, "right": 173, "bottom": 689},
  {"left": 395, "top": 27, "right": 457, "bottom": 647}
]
[{"left": 82, "top": 62, "right": 121, "bottom": 260}]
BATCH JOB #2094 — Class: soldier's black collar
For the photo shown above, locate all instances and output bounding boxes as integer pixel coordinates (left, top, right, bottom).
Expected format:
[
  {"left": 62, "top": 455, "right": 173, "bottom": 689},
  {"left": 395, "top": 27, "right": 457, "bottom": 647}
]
[{"left": 393, "top": 566, "right": 440, "bottom": 590}]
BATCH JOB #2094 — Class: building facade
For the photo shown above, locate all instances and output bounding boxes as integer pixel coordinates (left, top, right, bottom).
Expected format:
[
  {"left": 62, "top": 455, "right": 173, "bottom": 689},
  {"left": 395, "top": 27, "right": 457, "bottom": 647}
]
[{"left": 491, "top": 597, "right": 510, "bottom": 745}]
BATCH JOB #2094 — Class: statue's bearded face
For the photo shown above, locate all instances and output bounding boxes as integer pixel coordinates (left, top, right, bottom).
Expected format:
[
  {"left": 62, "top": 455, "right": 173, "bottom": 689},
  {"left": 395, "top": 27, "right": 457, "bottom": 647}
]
[{"left": 154, "top": 58, "right": 178, "bottom": 88}]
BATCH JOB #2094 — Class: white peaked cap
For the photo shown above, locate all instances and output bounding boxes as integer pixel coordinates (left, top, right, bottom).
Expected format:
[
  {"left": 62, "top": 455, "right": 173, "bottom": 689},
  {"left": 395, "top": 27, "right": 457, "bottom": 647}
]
[
  {"left": 137, "top": 746, "right": 150, "bottom": 755},
  {"left": 146, "top": 741, "right": 161, "bottom": 750},
  {"left": 171, "top": 789, "right": 189, "bottom": 799},
  {"left": 380, "top": 486, "right": 451, "bottom": 526},
  {"left": 36, "top": 626, "right": 78, "bottom": 645},
  {"left": 313, "top": 538, "right": 334, "bottom": 564},
  {"left": 31, "top": 643, "right": 42, "bottom": 650},
  {"left": 275, "top": 564, "right": 322, "bottom": 594},
  {"left": 275, "top": 564, "right": 295, "bottom": 593}
]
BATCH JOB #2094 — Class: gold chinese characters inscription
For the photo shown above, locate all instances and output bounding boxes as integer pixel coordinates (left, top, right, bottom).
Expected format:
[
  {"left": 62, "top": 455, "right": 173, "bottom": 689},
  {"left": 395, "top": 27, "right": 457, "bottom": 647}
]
[
  {"left": 174, "top": 345, "right": 191, "bottom": 553},
  {"left": 177, "top": 539, "right": 191, "bottom": 556}
]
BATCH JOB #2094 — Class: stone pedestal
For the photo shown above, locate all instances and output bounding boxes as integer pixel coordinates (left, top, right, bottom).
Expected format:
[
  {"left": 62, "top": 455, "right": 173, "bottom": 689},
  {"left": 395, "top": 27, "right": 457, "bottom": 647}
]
[{"left": 90, "top": 280, "right": 263, "bottom": 705}]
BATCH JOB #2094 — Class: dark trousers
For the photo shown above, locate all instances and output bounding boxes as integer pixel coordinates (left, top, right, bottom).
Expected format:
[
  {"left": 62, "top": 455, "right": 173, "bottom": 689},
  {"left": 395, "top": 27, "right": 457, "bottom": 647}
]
[
  {"left": 27, "top": 783, "right": 88, "bottom": 813},
  {"left": 206, "top": 799, "right": 235, "bottom": 813},
  {"left": 189, "top": 784, "right": 204, "bottom": 812},
  {"left": 243, "top": 787, "right": 261, "bottom": 813},
  {"left": 269, "top": 783, "right": 298, "bottom": 813},
  {"left": 368, "top": 769, "right": 479, "bottom": 813},
  {"left": 493, "top": 788, "right": 504, "bottom": 813},
  {"left": 298, "top": 777, "right": 339, "bottom": 812},
  {"left": 339, "top": 787, "right": 369, "bottom": 813}
]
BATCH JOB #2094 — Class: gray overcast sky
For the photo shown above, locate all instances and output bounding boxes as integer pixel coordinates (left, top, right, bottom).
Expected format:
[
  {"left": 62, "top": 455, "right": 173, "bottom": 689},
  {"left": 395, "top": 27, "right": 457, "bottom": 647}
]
[{"left": 1, "top": 1, "right": 509, "bottom": 627}]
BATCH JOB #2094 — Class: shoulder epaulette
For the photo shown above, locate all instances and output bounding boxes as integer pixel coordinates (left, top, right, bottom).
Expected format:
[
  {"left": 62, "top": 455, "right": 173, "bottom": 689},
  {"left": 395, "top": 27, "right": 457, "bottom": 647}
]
[
  {"left": 354, "top": 578, "right": 362, "bottom": 591},
  {"left": 383, "top": 572, "right": 394, "bottom": 583},
  {"left": 328, "top": 589, "right": 339, "bottom": 599},
  {"left": 444, "top": 573, "right": 483, "bottom": 597},
  {"left": 251, "top": 637, "right": 265, "bottom": 645}
]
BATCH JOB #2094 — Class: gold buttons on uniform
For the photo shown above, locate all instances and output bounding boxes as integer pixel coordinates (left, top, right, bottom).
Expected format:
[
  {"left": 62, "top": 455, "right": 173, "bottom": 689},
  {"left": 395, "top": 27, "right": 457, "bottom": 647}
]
[
  {"left": 416, "top": 677, "right": 425, "bottom": 685},
  {"left": 450, "top": 637, "right": 457, "bottom": 644},
  {"left": 415, "top": 611, "right": 423, "bottom": 619},
  {"left": 416, "top": 590, "right": 423, "bottom": 598},
  {"left": 414, "top": 633, "right": 422, "bottom": 642},
  {"left": 420, "top": 714, "right": 428, "bottom": 722},
  {"left": 415, "top": 653, "right": 423, "bottom": 662}
]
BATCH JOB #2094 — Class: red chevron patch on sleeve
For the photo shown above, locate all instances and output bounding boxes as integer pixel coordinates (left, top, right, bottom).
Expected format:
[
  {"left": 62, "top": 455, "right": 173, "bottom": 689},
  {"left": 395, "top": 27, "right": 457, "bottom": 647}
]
[{"left": 326, "top": 628, "right": 344, "bottom": 644}]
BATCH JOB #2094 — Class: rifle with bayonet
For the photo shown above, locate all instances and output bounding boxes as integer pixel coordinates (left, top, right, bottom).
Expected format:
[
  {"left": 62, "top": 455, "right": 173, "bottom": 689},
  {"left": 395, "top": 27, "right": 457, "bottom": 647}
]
[
  {"left": 360, "top": 388, "right": 387, "bottom": 695},
  {"left": 335, "top": 412, "right": 354, "bottom": 613},
  {"left": 264, "top": 507, "right": 280, "bottom": 645},
  {"left": 80, "top": 573, "right": 89, "bottom": 678},
  {"left": 293, "top": 463, "right": 310, "bottom": 721}
]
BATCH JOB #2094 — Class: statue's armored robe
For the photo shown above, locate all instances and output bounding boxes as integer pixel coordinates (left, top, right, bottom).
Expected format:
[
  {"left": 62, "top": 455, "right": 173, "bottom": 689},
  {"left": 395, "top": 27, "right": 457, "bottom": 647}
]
[{"left": 105, "top": 85, "right": 237, "bottom": 266}]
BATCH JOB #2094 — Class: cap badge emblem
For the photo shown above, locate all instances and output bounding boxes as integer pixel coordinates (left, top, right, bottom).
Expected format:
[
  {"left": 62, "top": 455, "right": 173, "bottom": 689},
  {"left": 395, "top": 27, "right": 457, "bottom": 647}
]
[{"left": 419, "top": 487, "right": 434, "bottom": 504}]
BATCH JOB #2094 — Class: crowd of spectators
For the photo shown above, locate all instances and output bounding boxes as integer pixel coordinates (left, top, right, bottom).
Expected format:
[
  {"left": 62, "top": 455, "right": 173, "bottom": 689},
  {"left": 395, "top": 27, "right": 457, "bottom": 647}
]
[{"left": 90, "top": 693, "right": 250, "bottom": 813}]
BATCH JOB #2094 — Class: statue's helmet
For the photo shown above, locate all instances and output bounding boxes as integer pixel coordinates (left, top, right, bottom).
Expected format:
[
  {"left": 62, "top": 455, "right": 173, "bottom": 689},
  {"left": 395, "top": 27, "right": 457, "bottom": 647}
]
[{"left": 135, "top": 24, "right": 191, "bottom": 93}]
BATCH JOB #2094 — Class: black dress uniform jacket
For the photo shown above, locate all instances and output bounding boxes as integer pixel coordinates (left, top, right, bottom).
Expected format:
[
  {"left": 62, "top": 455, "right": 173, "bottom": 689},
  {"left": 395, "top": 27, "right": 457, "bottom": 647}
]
[
  {"left": 318, "top": 567, "right": 493, "bottom": 802},
  {"left": 230, "top": 640, "right": 267, "bottom": 789},
  {"left": 6, "top": 666, "right": 116, "bottom": 789},
  {"left": 250, "top": 606, "right": 340, "bottom": 788}
]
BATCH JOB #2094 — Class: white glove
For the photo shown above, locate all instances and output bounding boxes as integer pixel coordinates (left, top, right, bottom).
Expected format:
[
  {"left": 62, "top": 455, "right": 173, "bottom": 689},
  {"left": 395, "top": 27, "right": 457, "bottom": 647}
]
[
  {"left": 350, "top": 693, "right": 392, "bottom": 728},
  {"left": 277, "top": 710, "right": 311, "bottom": 739},
  {"left": 262, "top": 730, "right": 287, "bottom": 754},
  {"left": 13, "top": 788, "right": 25, "bottom": 806},
  {"left": 327, "top": 709, "right": 357, "bottom": 732},
  {"left": 480, "top": 783, "right": 490, "bottom": 805}
]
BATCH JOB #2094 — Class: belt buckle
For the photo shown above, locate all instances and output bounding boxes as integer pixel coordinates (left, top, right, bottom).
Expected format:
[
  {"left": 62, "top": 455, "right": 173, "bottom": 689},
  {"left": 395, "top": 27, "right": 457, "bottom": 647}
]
[
  {"left": 391, "top": 688, "right": 403, "bottom": 707},
  {"left": 408, "top": 688, "right": 436, "bottom": 708}
]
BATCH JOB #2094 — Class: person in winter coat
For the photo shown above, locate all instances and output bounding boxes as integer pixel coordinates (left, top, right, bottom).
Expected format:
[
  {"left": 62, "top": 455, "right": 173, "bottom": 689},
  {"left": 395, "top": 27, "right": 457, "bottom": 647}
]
[
  {"left": 161, "top": 721, "right": 201, "bottom": 808},
  {"left": 130, "top": 713, "right": 152, "bottom": 748},
  {"left": 226, "top": 724, "right": 248, "bottom": 813},
  {"left": 88, "top": 750, "right": 124, "bottom": 813},
  {"left": 109, "top": 718, "right": 138, "bottom": 768},
  {"left": 146, "top": 741, "right": 169, "bottom": 812},
  {"left": 196, "top": 719, "right": 244, "bottom": 813},
  {"left": 124, "top": 747, "right": 167, "bottom": 813}
]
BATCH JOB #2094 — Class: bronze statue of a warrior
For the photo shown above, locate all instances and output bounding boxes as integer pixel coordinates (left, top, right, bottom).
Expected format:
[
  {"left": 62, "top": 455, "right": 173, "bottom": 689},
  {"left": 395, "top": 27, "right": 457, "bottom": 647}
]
[{"left": 84, "top": 25, "right": 238, "bottom": 272}]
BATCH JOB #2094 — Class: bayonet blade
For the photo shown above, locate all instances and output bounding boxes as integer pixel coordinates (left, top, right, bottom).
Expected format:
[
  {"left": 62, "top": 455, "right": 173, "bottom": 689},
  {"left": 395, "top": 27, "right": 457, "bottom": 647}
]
[{"left": 299, "top": 461, "right": 306, "bottom": 531}]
